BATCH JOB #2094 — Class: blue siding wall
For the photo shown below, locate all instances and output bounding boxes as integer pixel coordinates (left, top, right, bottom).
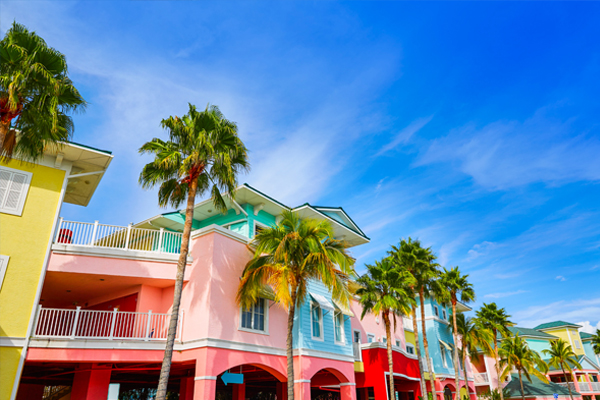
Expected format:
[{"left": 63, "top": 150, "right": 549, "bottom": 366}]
[{"left": 416, "top": 297, "right": 457, "bottom": 375}]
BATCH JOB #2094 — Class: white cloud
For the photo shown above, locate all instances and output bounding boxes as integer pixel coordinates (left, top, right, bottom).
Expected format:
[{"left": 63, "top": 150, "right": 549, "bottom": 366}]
[
  {"left": 577, "top": 321, "right": 600, "bottom": 334},
  {"left": 467, "top": 241, "right": 497, "bottom": 261},
  {"left": 555, "top": 275, "right": 567, "bottom": 282},
  {"left": 376, "top": 115, "right": 433, "bottom": 156},
  {"left": 513, "top": 297, "right": 600, "bottom": 329},
  {"left": 484, "top": 290, "right": 528, "bottom": 299}
]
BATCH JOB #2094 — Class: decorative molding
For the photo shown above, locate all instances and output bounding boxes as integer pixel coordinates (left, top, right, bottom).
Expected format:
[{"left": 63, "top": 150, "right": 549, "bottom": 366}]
[
  {"left": 194, "top": 376, "right": 217, "bottom": 381},
  {"left": 0, "top": 337, "right": 26, "bottom": 347},
  {"left": 360, "top": 341, "right": 419, "bottom": 360},
  {"left": 191, "top": 223, "right": 249, "bottom": 244},
  {"left": 384, "top": 371, "right": 421, "bottom": 382},
  {"left": 51, "top": 244, "right": 190, "bottom": 264},
  {"left": 339, "top": 382, "right": 356, "bottom": 386},
  {"left": 294, "top": 380, "right": 311, "bottom": 383}
]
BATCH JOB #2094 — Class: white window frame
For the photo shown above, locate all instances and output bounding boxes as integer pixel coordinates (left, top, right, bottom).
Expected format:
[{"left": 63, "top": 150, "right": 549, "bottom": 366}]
[
  {"left": 333, "top": 311, "right": 345, "bottom": 344},
  {"left": 433, "top": 306, "right": 439, "bottom": 317},
  {"left": 239, "top": 298, "right": 269, "bottom": 335},
  {"left": 253, "top": 220, "right": 269, "bottom": 238},
  {"left": 440, "top": 343, "right": 448, "bottom": 367},
  {"left": 383, "top": 336, "right": 387, "bottom": 344},
  {"left": 0, "top": 255, "right": 9, "bottom": 291},
  {"left": 223, "top": 218, "right": 246, "bottom": 231},
  {"left": 367, "top": 333, "right": 376, "bottom": 343},
  {"left": 406, "top": 344, "right": 415, "bottom": 354},
  {"left": 395, "top": 339, "right": 401, "bottom": 348},
  {"left": 353, "top": 329, "right": 362, "bottom": 343},
  {"left": 311, "top": 302, "right": 324, "bottom": 341},
  {"left": 0, "top": 166, "right": 32, "bottom": 216},
  {"left": 575, "top": 340, "right": 581, "bottom": 349}
]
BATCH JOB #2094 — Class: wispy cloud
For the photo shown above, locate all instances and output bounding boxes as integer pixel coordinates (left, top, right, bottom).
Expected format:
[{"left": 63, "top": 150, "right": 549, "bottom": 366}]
[
  {"left": 375, "top": 116, "right": 433, "bottom": 156},
  {"left": 555, "top": 275, "right": 567, "bottom": 282},
  {"left": 514, "top": 297, "right": 600, "bottom": 328},
  {"left": 484, "top": 290, "right": 528, "bottom": 299},
  {"left": 577, "top": 320, "right": 600, "bottom": 334}
]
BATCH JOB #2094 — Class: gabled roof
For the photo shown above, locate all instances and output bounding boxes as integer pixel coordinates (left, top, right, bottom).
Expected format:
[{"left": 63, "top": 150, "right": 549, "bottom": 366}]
[
  {"left": 579, "top": 332, "right": 593, "bottom": 340},
  {"left": 505, "top": 326, "right": 556, "bottom": 339},
  {"left": 504, "top": 373, "right": 578, "bottom": 398},
  {"left": 534, "top": 321, "right": 581, "bottom": 330},
  {"left": 293, "top": 203, "right": 370, "bottom": 245}
]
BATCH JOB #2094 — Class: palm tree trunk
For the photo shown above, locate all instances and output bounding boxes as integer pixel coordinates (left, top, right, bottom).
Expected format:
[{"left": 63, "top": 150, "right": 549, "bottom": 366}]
[
  {"left": 384, "top": 311, "right": 395, "bottom": 400},
  {"left": 561, "top": 366, "right": 574, "bottom": 400},
  {"left": 287, "top": 288, "right": 298, "bottom": 400},
  {"left": 518, "top": 370, "right": 525, "bottom": 400},
  {"left": 412, "top": 306, "right": 429, "bottom": 400},
  {"left": 494, "top": 329, "right": 503, "bottom": 400},
  {"left": 451, "top": 300, "right": 461, "bottom": 400},
  {"left": 462, "top": 353, "right": 472, "bottom": 400},
  {"left": 155, "top": 178, "right": 197, "bottom": 400},
  {"left": 0, "top": 122, "right": 8, "bottom": 150},
  {"left": 420, "top": 290, "right": 436, "bottom": 400}
]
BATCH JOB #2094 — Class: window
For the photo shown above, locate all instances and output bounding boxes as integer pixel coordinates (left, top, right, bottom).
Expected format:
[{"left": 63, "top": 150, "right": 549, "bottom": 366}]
[
  {"left": 406, "top": 344, "right": 415, "bottom": 354},
  {"left": 395, "top": 340, "right": 401, "bottom": 347},
  {"left": 353, "top": 330, "right": 361, "bottom": 343},
  {"left": 334, "top": 311, "right": 344, "bottom": 343},
  {"left": 367, "top": 333, "right": 375, "bottom": 343},
  {"left": 253, "top": 221, "right": 267, "bottom": 238},
  {"left": 0, "top": 255, "right": 9, "bottom": 291},
  {"left": 311, "top": 303, "right": 323, "bottom": 339},
  {"left": 575, "top": 340, "right": 581, "bottom": 349},
  {"left": 0, "top": 167, "right": 32, "bottom": 216},
  {"left": 383, "top": 337, "right": 387, "bottom": 344},
  {"left": 240, "top": 298, "right": 267, "bottom": 332},
  {"left": 433, "top": 306, "right": 439, "bottom": 317},
  {"left": 440, "top": 344, "right": 447, "bottom": 367},
  {"left": 442, "top": 309, "right": 447, "bottom": 320}
]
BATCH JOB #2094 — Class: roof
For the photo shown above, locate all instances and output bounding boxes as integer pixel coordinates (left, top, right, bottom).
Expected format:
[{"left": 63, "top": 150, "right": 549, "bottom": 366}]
[
  {"left": 506, "top": 326, "right": 557, "bottom": 339},
  {"left": 579, "top": 332, "right": 593, "bottom": 340},
  {"left": 504, "top": 373, "right": 578, "bottom": 398},
  {"left": 534, "top": 321, "right": 582, "bottom": 330}
]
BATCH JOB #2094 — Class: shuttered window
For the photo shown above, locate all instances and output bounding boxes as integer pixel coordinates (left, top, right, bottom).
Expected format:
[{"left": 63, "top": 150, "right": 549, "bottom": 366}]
[
  {"left": 0, "top": 167, "right": 32, "bottom": 216},
  {"left": 0, "top": 255, "right": 9, "bottom": 291}
]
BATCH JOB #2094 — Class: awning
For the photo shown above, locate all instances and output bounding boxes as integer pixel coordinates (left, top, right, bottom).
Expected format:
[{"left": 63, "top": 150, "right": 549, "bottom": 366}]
[
  {"left": 439, "top": 339, "right": 453, "bottom": 351},
  {"left": 258, "top": 285, "right": 276, "bottom": 301},
  {"left": 309, "top": 292, "right": 335, "bottom": 312},
  {"left": 332, "top": 299, "right": 355, "bottom": 317}
]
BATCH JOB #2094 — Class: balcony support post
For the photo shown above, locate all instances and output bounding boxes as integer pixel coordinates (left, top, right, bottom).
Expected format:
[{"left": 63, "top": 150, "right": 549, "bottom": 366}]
[
  {"left": 145, "top": 310, "right": 152, "bottom": 341},
  {"left": 109, "top": 308, "right": 117, "bottom": 340},
  {"left": 124, "top": 224, "right": 132, "bottom": 250},
  {"left": 158, "top": 228, "right": 164, "bottom": 252},
  {"left": 71, "top": 306, "right": 81, "bottom": 340},
  {"left": 90, "top": 220, "right": 99, "bottom": 246}
]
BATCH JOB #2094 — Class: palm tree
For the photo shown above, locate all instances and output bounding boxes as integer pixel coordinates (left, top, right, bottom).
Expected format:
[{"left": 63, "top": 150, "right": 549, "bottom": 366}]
[
  {"left": 476, "top": 303, "right": 514, "bottom": 400},
  {"left": 139, "top": 103, "right": 249, "bottom": 400},
  {"left": 236, "top": 210, "right": 355, "bottom": 400},
  {"left": 357, "top": 257, "right": 417, "bottom": 400},
  {"left": 1, "top": 22, "right": 86, "bottom": 161},
  {"left": 591, "top": 329, "right": 600, "bottom": 355},
  {"left": 390, "top": 238, "right": 439, "bottom": 400},
  {"left": 436, "top": 266, "right": 475, "bottom": 399},
  {"left": 498, "top": 334, "right": 548, "bottom": 400},
  {"left": 542, "top": 339, "right": 582, "bottom": 400},
  {"left": 449, "top": 312, "right": 494, "bottom": 400}
]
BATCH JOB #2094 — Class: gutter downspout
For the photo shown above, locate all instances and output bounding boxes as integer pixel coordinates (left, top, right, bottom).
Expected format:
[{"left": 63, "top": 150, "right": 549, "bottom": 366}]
[{"left": 9, "top": 168, "right": 75, "bottom": 400}]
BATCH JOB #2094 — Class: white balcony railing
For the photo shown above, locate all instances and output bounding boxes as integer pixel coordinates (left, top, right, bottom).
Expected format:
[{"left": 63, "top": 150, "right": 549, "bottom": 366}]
[
  {"left": 590, "top": 382, "right": 600, "bottom": 392},
  {"left": 578, "top": 382, "right": 591, "bottom": 392},
  {"left": 34, "top": 306, "right": 182, "bottom": 341},
  {"left": 54, "top": 219, "right": 183, "bottom": 254},
  {"left": 475, "top": 372, "right": 490, "bottom": 384},
  {"left": 353, "top": 342, "right": 362, "bottom": 362},
  {"left": 556, "top": 382, "right": 578, "bottom": 392}
]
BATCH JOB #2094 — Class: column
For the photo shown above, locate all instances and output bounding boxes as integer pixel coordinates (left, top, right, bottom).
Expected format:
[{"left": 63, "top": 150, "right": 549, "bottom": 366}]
[
  {"left": 276, "top": 381, "right": 288, "bottom": 400},
  {"left": 193, "top": 377, "right": 217, "bottom": 400},
  {"left": 71, "top": 364, "right": 112, "bottom": 400},
  {"left": 15, "top": 383, "right": 44, "bottom": 400},
  {"left": 341, "top": 383, "right": 358, "bottom": 400},
  {"left": 294, "top": 380, "right": 311, "bottom": 400},
  {"left": 572, "top": 372, "right": 581, "bottom": 394},
  {"left": 232, "top": 382, "right": 246, "bottom": 400},
  {"left": 180, "top": 377, "right": 194, "bottom": 400},
  {"left": 373, "top": 377, "right": 388, "bottom": 400}
]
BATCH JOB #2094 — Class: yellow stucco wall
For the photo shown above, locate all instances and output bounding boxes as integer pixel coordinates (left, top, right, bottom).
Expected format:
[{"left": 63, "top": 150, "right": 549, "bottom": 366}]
[
  {"left": 0, "top": 159, "right": 65, "bottom": 399},
  {"left": 405, "top": 329, "right": 416, "bottom": 347},
  {"left": 544, "top": 328, "right": 586, "bottom": 356}
]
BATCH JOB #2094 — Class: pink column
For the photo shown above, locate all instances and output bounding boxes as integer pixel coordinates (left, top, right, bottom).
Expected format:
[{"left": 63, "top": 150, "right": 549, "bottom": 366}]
[
  {"left": 572, "top": 373, "right": 581, "bottom": 394},
  {"left": 15, "top": 383, "right": 45, "bottom": 400},
  {"left": 341, "top": 383, "right": 358, "bottom": 400},
  {"left": 71, "top": 364, "right": 112, "bottom": 400},
  {"left": 193, "top": 377, "right": 216, "bottom": 400},
  {"left": 232, "top": 382, "right": 246, "bottom": 400},
  {"left": 295, "top": 381, "right": 311, "bottom": 400},
  {"left": 180, "top": 377, "right": 194, "bottom": 400}
]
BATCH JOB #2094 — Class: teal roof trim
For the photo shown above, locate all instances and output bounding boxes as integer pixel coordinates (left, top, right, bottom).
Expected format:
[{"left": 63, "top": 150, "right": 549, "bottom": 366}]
[
  {"left": 534, "top": 321, "right": 582, "bottom": 330},
  {"left": 242, "top": 183, "right": 291, "bottom": 210},
  {"left": 504, "top": 374, "right": 579, "bottom": 398},
  {"left": 506, "top": 326, "right": 557, "bottom": 339},
  {"left": 311, "top": 205, "right": 368, "bottom": 238},
  {"left": 294, "top": 203, "right": 370, "bottom": 240},
  {"left": 579, "top": 332, "right": 593, "bottom": 339},
  {"left": 67, "top": 141, "right": 113, "bottom": 155}
]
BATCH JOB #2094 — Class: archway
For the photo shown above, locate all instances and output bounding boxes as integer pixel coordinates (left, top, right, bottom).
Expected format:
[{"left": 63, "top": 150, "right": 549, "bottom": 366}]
[
  {"left": 443, "top": 386, "right": 453, "bottom": 400},
  {"left": 215, "top": 364, "right": 286, "bottom": 400},
  {"left": 310, "top": 369, "right": 346, "bottom": 400}
]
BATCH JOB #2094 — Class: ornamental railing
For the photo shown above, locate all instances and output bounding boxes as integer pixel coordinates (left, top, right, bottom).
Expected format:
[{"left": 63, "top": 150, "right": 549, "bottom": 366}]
[
  {"left": 352, "top": 342, "right": 362, "bottom": 362},
  {"left": 54, "top": 219, "right": 182, "bottom": 254},
  {"left": 33, "top": 306, "right": 182, "bottom": 341},
  {"left": 475, "top": 372, "right": 490, "bottom": 384}
]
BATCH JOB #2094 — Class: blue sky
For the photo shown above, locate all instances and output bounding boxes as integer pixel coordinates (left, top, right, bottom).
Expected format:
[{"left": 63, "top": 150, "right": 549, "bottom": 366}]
[{"left": 2, "top": 1, "right": 599, "bottom": 330}]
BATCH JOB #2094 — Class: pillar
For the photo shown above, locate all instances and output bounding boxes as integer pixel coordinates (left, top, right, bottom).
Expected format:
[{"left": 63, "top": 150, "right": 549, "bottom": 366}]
[
  {"left": 232, "top": 382, "right": 246, "bottom": 400},
  {"left": 180, "top": 377, "right": 194, "bottom": 400},
  {"left": 341, "top": 383, "right": 358, "bottom": 400},
  {"left": 373, "top": 377, "right": 388, "bottom": 400},
  {"left": 71, "top": 364, "right": 112, "bottom": 400},
  {"left": 193, "top": 377, "right": 216, "bottom": 400},
  {"left": 15, "top": 383, "right": 44, "bottom": 400},
  {"left": 276, "top": 382, "right": 288, "bottom": 400},
  {"left": 573, "top": 372, "right": 581, "bottom": 394},
  {"left": 294, "top": 380, "right": 311, "bottom": 400}
]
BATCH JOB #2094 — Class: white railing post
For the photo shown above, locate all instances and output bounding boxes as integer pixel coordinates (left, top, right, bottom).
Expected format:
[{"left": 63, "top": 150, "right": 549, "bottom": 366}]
[
  {"left": 124, "top": 224, "right": 132, "bottom": 250},
  {"left": 90, "top": 220, "right": 99, "bottom": 246},
  {"left": 55, "top": 217, "right": 64, "bottom": 243},
  {"left": 71, "top": 306, "right": 81, "bottom": 339},
  {"left": 158, "top": 228, "right": 164, "bottom": 253},
  {"left": 109, "top": 308, "right": 118, "bottom": 340},
  {"left": 33, "top": 305, "right": 43, "bottom": 336},
  {"left": 145, "top": 310, "right": 152, "bottom": 341}
]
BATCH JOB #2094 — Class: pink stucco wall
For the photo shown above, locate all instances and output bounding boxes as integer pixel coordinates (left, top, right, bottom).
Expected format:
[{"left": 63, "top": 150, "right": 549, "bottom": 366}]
[{"left": 349, "top": 298, "right": 406, "bottom": 350}]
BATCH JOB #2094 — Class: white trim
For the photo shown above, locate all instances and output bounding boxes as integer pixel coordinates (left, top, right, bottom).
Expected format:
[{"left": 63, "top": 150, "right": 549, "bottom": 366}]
[
  {"left": 333, "top": 310, "right": 345, "bottom": 345},
  {"left": 360, "top": 341, "right": 419, "bottom": 360},
  {"left": 311, "top": 302, "right": 325, "bottom": 341},
  {"left": 293, "top": 347, "right": 355, "bottom": 362},
  {"left": 0, "top": 166, "right": 33, "bottom": 216},
  {"left": 416, "top": 315, "right": 450, "bottom": 325},
  {"left": 340, "top": 382, "right": 356, "bottom": 386},
  {"left": 252, "top": 220, "right": 269, "bottom": 238},
  {"left": 292, "top": 205, "right": 369, "bottom": 242},
  {"left": 312, "top": 207, "right": 363, "bottom": 234},
  {"left": 0, "top": 255, "right": 9, "bottom": 291},
  {"left": 191, "top": 223, "right": 249, "bottom": 244},
  {"left": 195, "top": 376, "right": 218, "bottom": 381},
  {"left": 0, "top": 337, "right": 26, "bottom": 347},
  {"left": 406, "top": 343, "right": 415, "bottom": 355},
  {"left": 353, "top": 329, "right": 362, "bottom": 344},
  {"left": 239, "top": 297, "right": 269, "bottom": 335},
  {"left": 367, "top": 333, "right": 376, "bottom": 343},
  {"left": 384, "top": 371, "right": 422, "bottom": 382},
  {"left": 223, "top": 218, "right": 247, "bottom": 231},
  {"left": 294, "top": 380, "right": 311, "bottom": 383},
  {"left": 51, "top": 244, "right": 190, "bottom": 263}
]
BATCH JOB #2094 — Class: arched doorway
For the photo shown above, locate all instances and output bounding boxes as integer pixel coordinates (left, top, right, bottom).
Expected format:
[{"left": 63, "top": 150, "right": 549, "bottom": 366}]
[
  {"left": 444, "top": 386, "right": 453, "bottom": 400},
  {"left": 310, "top": 368, "right": 349, "bottom": 400},
  {"left": 215, "top": 364, "right": 286, "bottom": 400}
]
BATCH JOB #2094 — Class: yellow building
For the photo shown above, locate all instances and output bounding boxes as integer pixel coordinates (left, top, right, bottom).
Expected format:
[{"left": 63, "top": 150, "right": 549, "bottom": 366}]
[
  {"left": 0, "top": 143, "right": 112, "bottom": 400},
  {"left": 534, "top": 320, "right": 587, "bottom": 356}
]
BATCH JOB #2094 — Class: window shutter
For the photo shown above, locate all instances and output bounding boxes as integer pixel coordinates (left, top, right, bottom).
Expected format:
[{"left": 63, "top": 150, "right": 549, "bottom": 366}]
[{"left": 0, "top": 167, "right": 32, "bottom": 216}]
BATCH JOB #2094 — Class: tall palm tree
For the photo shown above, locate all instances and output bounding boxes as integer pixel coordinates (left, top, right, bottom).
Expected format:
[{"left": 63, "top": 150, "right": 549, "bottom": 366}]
[
  {"left": 236, "top": 210, "right": 355, "bottom": 400},
  {"left": 449, "top": 312, "right": 494, "bottom": 400},
  {"left": 1, "top": 22, "right": 86, "bottom": 161},
  {"left": 436, "top": 267, "right": 475, "bottom": 399},
  {"left": 390, "top": 238, "right": 439, "bottom": 400},
  {"left": 140, "top": 103, "right": 249, "bottom": 400},
  {"left": 498, "top": 334, "right": 548, "bottom": 400},
  {"left": 357, "top": 257, "right": 417, "bottom": 400},
  {"left": 476, "top": 303, "right": 514, "bottom": 400},
  {"left": 542, "top": 339, "right": 582, "bottom": 400},
  {"left": 591, "top": 329, "right": 600, "bottom": 355}
]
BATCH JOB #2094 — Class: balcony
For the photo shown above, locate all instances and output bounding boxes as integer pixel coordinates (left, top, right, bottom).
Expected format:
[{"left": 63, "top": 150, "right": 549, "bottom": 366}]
[
  {"left": 353, "top": 342, "right": 362, "bottom": 361},
  {"left": 52, "top": 219, "right": 183, "bottom": 261},
  {"left": 475, "top": 372, "right": 490, "bottom": 385},
  {"left": 573, "top": 382, "right": 600, "bottom": 393},
  {"left": 33, "top": 306, "right": 181, "bottom": 341}
]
